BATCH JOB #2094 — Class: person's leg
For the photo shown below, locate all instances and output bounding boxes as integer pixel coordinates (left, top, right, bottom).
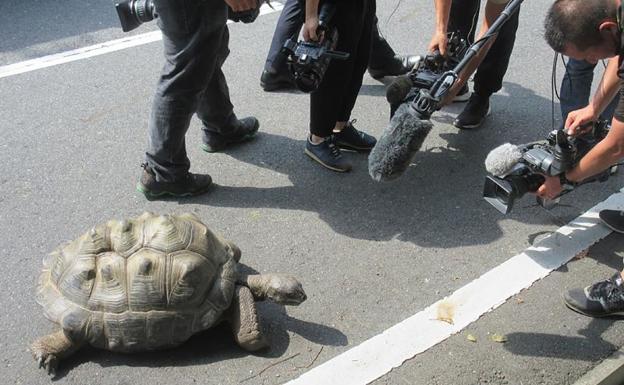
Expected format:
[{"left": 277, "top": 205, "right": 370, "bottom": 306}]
[
  {"left": 140, "top": 0, "right": 225, "bottom": 196},
  {"left": 260, "top": 0, "right": 303, "bottom": 91},
  {"left": 197, "top": 27, "right": 259, "bottom": 153},
  {"left": 448, "top": 0, "right": 480, "bottom": 43},
  {"left": 306, "top": 0, "right": 367, "bottom": 172},
  {"left": 264, "top": 0, "right": 303, "bottom": 73},
  {"left": 560, "top": 59, "right": 596, "bottom": 122},
  {"left": 367, "top": 15, "right": 418, "bottom": 79},
  {"left": 333, "top": 0, "right": 377, "bottom": 152},
  {"left": 455, "top": 1, "right": 520, "bottom": 129}
]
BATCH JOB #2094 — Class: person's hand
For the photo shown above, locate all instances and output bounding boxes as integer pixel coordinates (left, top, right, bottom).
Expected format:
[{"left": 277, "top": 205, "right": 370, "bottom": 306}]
[
  {"left": 428, "top": 30, "right": 448, "bottom": 56},
  {"left": 224, "top": 0, "right": 255, "bottom": 12},
  {"left": 536, "top": 175, "right": 563, "bottom": 200},
  {"left": 564, "top": 105, "right": 598, "bottom": 136},
  {"left": 303, "top": 16, "right": 320, "bottom": 42}
]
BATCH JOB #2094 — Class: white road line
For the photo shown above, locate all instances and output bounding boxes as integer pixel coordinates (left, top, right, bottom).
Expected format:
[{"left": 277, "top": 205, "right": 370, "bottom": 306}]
[
  {"left": 0, "top": 2, "right": 283, "bottom": 79},
  {"left": 287, "top": 189, "right": 624, "bottom": 385}
]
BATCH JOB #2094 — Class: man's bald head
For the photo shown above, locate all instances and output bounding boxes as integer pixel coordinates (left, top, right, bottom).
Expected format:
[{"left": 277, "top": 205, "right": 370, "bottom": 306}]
[{"left": 544, "top": 0, "right": 619, "bottom": 52}]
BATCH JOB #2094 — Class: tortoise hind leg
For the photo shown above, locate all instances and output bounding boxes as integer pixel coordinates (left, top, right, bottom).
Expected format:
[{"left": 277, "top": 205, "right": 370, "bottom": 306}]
[
  {"left": 31, "top": 330, "right": 81, "bottom": 376},
  {"left": 230, "top": 286, "right": 268, "bottom": 351}
]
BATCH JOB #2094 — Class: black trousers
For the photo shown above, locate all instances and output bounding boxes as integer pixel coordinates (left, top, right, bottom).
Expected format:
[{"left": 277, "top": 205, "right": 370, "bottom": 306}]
[
  {"left": 146, "top": 0, "right": 238, "bottom": 182},
  {"left": 448, "top": 0, "right": 520, "bottom": 98},
  {"left": 309, "top": 0, "right": 376, "bottom": 137},
  {"left": 264, "top": 0, "right": 391, "bottom": 74}
]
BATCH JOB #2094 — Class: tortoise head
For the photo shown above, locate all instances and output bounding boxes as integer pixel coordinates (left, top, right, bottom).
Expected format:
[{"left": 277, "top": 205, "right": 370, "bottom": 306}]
[{"left": 264, "top": 274, "right": 307, "bottom": 306}]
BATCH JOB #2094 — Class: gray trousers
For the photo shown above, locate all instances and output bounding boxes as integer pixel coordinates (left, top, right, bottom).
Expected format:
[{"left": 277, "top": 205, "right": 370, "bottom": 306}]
[{"left": 146, "top": 0, "right": 237, "bottom": 182}]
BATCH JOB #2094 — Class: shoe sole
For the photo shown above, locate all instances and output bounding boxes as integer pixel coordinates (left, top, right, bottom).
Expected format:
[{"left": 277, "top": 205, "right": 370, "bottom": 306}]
[
  {"left": 261, "top": 82, "right": 297, "bottom": 92},
  {"left": 335, "top": 142, "right": 374, "bottom": 153},
  {"left": 600, "top": 218, "right": 624, "bottom": 234},
  {"left": 136, "top": 183, "right": 211, "bottom": 199},
  {"left": 304, "top": 148, "right": 351, "bottom": 172},
  {"left": 454, "top": 105, "right": 492, "bottom": 130},
  {"left": 202, "top": 132, "right": 258, "bottom": 153},
  {"left": 563, "top": 298, "right": 624, "bottom": 318}
]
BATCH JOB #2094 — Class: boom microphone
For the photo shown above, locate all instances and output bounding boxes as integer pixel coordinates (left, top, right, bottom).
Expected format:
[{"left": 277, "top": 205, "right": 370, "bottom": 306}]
[
  {"left": 368, "top": 103, "right": 434, "bottom": 182},
  {"left": 484, "top": 143, "right": 523, "bottom": 177}
]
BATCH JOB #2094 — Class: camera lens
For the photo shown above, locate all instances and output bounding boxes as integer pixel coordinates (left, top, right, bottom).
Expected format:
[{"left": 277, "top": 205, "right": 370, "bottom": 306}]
[
  {"left": 115, "top": 0, "right": 156, "bottom": 32},
  {"left": 133, "top": 0, "right": 156, "bottom": 23}
]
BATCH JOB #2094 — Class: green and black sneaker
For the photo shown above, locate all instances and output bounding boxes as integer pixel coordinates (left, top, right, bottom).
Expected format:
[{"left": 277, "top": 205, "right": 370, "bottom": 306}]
[{"left": 136, "top": 164, "right": 212, "bottom": 199}]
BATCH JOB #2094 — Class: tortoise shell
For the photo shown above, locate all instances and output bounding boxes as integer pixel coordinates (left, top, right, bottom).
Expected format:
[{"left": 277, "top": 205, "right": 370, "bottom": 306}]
[{"left": 35, "top": 212, "right": 240, "bottom": 352}]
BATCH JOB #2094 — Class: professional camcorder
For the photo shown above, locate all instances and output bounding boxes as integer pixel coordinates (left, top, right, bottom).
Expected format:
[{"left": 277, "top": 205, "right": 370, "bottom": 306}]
[
  {"left": 281, "top": 1, "right": 349, "bottom": 93},
  {"left": 115, "top": 0, "right": 263, "bottom": 32},
  {"left": 386, "top": 32, "right": 468, "bottom": 116},
  {"left": 483, "top": 121, "right": 615, "bottom": 214}
]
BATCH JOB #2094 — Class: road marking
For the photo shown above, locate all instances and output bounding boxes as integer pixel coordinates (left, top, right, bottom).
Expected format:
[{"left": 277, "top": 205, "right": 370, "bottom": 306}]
[
  {"left": 286, "top": 189, "right": 624, "bottom": 385},
  {"left": 0, "top": 2, "right": 283, "bottom": 79}
]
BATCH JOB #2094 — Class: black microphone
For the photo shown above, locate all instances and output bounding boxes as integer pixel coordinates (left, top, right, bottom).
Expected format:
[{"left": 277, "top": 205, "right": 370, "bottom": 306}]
[
  {"left": 484, "top": 143, "right": 523, "bottom": 177},
  {"left": 368, "top": 103, "right": 434, "bottom": 182}
]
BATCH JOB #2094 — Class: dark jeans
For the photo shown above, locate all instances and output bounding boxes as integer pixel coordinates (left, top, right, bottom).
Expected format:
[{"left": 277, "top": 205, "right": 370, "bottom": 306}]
[
  {"left": 560, "top": 58, "right": 618, "bottom": 123},
  {"left": 448, "top": 0, "right": 520, "bottom": 98},
  {"left": 264, "top": 0, "right": 392, "bottom": 74},
  {"left": 309, "top": 0, "right": 376, "bottom": 137},
  {"left": 145, "top": 0, "right": 237, "bottom": 182}
]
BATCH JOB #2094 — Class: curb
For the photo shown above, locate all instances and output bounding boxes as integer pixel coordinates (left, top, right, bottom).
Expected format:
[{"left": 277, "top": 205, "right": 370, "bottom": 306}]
[{"left": 573, "top": 349, "right": 624, "bottom": 385}]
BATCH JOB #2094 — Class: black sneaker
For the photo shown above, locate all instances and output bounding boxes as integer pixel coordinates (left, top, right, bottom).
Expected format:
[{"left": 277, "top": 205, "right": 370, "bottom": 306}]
[
  {"left": 453, "top": 84, "right": 470, "bottom": 103},
  {"left": 564, "top": 272, "right": 624, "bottom": 317},
  {"left": 304, "top": 137, "right": 352, "bottom": 172},
  {"left": 332, "top": 120, "right": 377, "bottom": 152},
  {"left": 599, "top": 209, "right": 624, "bottom": 233},
  {"left": 202, "top": 117, "right": 259, "bottom": 153},
  {"left": 260, "top": 69, "right": 296, "bottom": 92},
  {"left": 454, "top": 93, "right": 491, "bottom": 129},
  {"left": 368, "top": 55, "right": 419, "bottom": 79},
  {"left": 136, "top": 164, "right": 212, "bottom": 199}
]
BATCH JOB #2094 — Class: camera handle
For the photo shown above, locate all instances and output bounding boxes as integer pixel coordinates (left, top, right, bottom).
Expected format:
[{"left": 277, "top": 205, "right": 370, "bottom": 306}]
[{"left": 410, "top": 0, "right": 524, "bottom": 120}]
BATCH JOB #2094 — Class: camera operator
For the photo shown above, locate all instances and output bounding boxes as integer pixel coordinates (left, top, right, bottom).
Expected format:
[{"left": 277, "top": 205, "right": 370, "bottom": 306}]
[
  {"left": 137, "top": 0, "right": 261, "bottom": 199},
  {"left": 260, "top": 0, "right": 417, "bottom": 91},
  {"left": 540, "top": 0, "right": 624, "bottom": 318},
  {"left": 429, "top": 0, "right": 520, "bottom": 129},
  {"left": 299, "top": 0, "right": 377, "bottom": 172}
]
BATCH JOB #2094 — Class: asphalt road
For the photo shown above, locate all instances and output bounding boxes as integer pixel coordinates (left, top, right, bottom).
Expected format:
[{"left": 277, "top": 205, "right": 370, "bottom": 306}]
[{"left": 2, "top": 1, "right": 624, "bottom": 384}]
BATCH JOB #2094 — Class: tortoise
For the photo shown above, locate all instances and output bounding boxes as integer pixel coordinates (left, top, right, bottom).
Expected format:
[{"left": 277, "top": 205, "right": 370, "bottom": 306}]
[{"left": 31, "top": 212, "right": 307, "bottom": 375}]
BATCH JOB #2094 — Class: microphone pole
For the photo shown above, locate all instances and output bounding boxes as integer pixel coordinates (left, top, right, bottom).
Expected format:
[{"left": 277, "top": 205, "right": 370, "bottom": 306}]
[{"left": 410, "top": 0, "right": 524, "bottom": 119}]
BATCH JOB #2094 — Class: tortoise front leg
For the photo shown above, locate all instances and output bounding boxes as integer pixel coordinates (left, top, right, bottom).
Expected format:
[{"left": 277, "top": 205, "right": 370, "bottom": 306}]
[
  {"left": 230, "top": 286, "right": 268, "bottom": 351},
  {"left": 31, "top": 330, "right": 81, "bottom": 376}
]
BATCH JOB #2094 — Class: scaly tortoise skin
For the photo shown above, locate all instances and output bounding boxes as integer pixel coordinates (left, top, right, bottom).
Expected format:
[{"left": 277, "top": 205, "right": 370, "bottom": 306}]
[{"left": 31, "top": 212, "right": 306, "bottom": 375}]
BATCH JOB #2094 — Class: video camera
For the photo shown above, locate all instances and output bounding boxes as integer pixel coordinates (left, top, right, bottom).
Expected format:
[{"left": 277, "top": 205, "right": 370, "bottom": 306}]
[
  {"left": 386, "top": 32, "right": 468, "bottom": 116},
  {"left": 115, "top": 0, "right": 263, "bottom": 32},
  {"left": 483, "top": 121, "right": 615, "bottom": 214},
  {"left": 281, "top": 1, "right": 349, "bottom": 93}
]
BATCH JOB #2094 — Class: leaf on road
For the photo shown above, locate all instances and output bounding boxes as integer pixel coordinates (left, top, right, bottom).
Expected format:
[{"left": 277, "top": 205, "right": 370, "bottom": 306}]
[
  {"left": 491, "top": 334, "right": 507, "bottom": 343},
  {"left": 435, "top": 300, "right": 455, "bottom": 325},
  {"left": 466, "top": 334, "right": 477, "bottom": 342}
]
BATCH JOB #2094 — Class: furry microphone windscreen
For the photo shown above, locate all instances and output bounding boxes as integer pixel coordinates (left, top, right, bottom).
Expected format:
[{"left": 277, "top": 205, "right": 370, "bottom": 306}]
[
  {"left": 368, "top": 103, "right": 434, "bottom": 182},
  {"left": 484, "top": 143, "right": 523, "bottom": 177},
  {"left": 386, "top": 75, "right": 414, "bottom": 105}
]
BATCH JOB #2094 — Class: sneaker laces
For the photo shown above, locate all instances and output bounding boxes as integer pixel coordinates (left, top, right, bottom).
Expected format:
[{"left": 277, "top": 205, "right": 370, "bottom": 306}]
[
  {"left": 588, "top": 274, "right": 624, "bottom": 303},
  {"left": 327, "top": 142, "right": 342, "bottom": 159}
]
